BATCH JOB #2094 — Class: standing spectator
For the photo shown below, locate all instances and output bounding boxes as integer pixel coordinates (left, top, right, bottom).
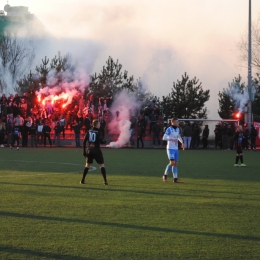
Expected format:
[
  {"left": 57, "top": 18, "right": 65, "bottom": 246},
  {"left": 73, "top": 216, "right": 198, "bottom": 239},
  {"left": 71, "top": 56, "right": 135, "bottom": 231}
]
[
  {"left": 21, "top": 120, "right": 29, "bottom": 147},
  {"left": 84, "top": 114, "right": 91, "bottom": 134},
  {"left": 129, "top": 116, "right": 137, "bottom": 146},
  {"left": 10, "top": 124, "right": 21, "bottom": 150},
  {"left": 53, "top": 122, "right": 62, "bottom": 146},
  {"left": 234, "top": 125, "right": 246, "bottom": 167},
  {"left": 76, "top": 110, "right": 84, "bottom": 127},
  {"left": 183, "top": 122, "right": 192, "bottom": 149},
  {"left": 30, "top": 122, "right": 38, "bottom": 147},
  {"left": 214, "top": 125, "right": 222, "bottom": 149},
  {"left": 12, "top": 103, "right": 20, "bottom": 118},
  {"left": 103, "top": 99, "right": 108, "bottom": 111},
  {"left": 193, "top": 124, "right": 200, "bottom": 149},
  {"left": 221, "top": 123, "right": 228, "bottom": 150},
  {"left": 250, "top": 124, "right": 257, "bottom": 151},
  {"left": 149, "top": 110, "right": 158, "bottom": 135},
  {"left": 243, "top": 124, "right": 249, "bottom": 150},
  {"left": 59, "top": 115, "right": 66, "bottom": 139},
  {"left": 6, "top": 95, "right": 14, "bottom": 119},
  {"left": 6, "top": 118, "right": 13, "bottom": 147},
  {"left": 152, "top": 121, "right": 161, "bottom": 146},
  {"left": 202, "top": 125, "right": 209, "bottom": 149},
  {"left": 13, "top": 94, "right": 21, "bottom": 107},
  {"left": 137, "top": 115, "right": 145, "bottom": 149},
  {"left": 13, "top": 114, "right": 24, "bottom": 132},
  {"left": 0, "top": 93, "right": 8, "bottom": 118},
  {"left": 72, "top": 121, "right": 81, "bottom": 148},
  {"left": 37, "top": 121, "right": 44, "bottom": 145},
  {"left": 20, "top": 98, "right": 27, "bottom": 118},
  {"left": 0, "top": 118, "right": 6, "bottom": 147},
  {"left": 43, "top": 122, "right": 52, "bottom": 147},
  {"left": 227, "top": 124, "right": 234, "bottom": 150}
]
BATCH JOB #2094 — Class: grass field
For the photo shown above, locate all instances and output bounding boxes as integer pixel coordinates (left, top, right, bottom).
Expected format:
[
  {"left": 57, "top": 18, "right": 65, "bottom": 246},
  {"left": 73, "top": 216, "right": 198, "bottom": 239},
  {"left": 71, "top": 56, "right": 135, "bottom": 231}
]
[{"left": 0, "top": 147, "right": 260, "bottom": 260}]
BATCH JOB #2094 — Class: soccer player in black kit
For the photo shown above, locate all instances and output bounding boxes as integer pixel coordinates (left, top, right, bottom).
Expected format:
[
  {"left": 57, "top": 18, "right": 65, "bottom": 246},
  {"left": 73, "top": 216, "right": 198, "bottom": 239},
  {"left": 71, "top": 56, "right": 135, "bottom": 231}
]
[
  {"left": 80, "top": 119, "right": 108, "bottom": 185},
  {"left": 234, "top": 125, "right": 246, "bottom": 167}
]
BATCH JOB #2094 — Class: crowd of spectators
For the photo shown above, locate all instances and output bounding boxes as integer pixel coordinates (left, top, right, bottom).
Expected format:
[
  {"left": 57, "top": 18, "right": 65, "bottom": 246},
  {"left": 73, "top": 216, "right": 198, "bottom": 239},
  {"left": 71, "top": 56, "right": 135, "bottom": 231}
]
[
  {"left": 213, "top": 122, "right": 257, "bottom": 151},
  {"left": 0, "top": 92, "right": 163, "bottom": 148},
  {"left": 0, "top": 92, "right": 113, "bottom": 148},
  {"left": 169, "top": 121, "right": 258, "bottom": 150}
]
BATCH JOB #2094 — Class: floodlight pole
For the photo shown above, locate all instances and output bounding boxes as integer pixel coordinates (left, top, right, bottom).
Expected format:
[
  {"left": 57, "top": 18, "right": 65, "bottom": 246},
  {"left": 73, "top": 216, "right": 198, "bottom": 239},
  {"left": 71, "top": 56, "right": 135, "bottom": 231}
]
[{"left": 247, "top": 0, "right": 252, "bottom": 130}]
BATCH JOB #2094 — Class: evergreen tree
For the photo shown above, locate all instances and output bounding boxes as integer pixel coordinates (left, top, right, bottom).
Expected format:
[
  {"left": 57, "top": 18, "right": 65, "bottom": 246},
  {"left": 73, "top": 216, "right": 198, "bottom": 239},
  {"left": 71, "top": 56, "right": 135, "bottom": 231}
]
[
  {"left": 218, "top": 75, "right": 260, "bottom": 121},
  {"left": 89, "top": 56, "right": 136, "bottom": 98},
  {"left": 217, "top": 91, "right": 235, "bottom": 119},
  {"left": 161, "top": 73, "right": 210, "bottom": 119},
  {"left": 16, "top": 52, "right": 73, "bottom": 94}
]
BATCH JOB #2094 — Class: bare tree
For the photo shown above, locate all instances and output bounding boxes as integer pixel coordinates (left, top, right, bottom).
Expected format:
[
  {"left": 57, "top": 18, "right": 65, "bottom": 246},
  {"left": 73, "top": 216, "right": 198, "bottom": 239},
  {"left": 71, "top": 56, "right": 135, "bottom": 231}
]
[
  {"left": 237, "top": 15, "right": 260, "bottom": 72},
  {"left": 0, "top": 32, "right": 35, "bottom": 94}
]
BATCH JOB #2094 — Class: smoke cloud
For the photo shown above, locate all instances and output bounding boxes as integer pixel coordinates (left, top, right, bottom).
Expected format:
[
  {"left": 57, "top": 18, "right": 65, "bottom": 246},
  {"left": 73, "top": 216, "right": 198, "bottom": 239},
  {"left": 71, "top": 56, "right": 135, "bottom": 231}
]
[
  {"left": 106, "top": 90, "right": 141, "bottom": 148},
  {"left": 225, "top": 82, "right": 249, "bottom": 113},
  {"left": 36, "top": 59, "right": 91, "bottom": 108}
]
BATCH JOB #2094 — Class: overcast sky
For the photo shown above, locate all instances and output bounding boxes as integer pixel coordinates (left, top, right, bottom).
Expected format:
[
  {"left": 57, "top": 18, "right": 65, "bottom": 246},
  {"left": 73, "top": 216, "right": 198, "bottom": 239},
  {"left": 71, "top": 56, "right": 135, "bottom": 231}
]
[{"left": 2, "top": 0, "right": 260, "bottom": 118}]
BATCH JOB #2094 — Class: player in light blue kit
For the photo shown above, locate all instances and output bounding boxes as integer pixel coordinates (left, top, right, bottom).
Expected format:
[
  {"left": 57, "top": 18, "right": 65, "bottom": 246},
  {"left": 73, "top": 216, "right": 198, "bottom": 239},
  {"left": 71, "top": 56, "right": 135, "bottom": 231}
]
[{"left": 162, "top": 118, "right": 185, "bottom": 183}]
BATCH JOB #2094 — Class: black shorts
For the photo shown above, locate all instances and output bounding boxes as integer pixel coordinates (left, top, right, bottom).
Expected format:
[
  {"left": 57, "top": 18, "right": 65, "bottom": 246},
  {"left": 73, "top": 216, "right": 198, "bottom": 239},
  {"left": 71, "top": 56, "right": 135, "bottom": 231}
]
[
  {"left": 236, "top": 146, "right": 243, "bottom": 154},
  {"left": 86, "top": 148, "right": 104, "bottom": 164}
]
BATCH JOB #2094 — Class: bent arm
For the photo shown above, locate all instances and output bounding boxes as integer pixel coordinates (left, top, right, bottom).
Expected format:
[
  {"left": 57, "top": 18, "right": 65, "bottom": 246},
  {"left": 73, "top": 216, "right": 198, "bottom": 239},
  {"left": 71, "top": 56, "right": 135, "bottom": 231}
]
[
  {"left": 162, "top": 133, "right": 170, "bottom": 141},
  {"left": 178, "top": 136, "right": 183, "bottom": 144}
]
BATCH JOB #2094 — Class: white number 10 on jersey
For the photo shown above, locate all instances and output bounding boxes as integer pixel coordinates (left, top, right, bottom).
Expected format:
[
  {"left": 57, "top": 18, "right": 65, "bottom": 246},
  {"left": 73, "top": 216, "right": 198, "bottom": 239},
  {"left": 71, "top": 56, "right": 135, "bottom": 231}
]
[{"left": 89, "top": 132, "right": 96, "bottom": 142}]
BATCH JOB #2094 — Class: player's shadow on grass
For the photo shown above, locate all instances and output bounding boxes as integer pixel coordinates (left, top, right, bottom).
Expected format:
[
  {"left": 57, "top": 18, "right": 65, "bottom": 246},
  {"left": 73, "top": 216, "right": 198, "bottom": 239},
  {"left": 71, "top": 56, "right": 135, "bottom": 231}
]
[
  {"left": 0, "top": 244, "right": 93, "bottom": 260},
  {"left": 1, "top": 210, "right": 260, "bottom": 242},
  {"left": 1, "top": 181, "right": 259, "bottom": 202}
]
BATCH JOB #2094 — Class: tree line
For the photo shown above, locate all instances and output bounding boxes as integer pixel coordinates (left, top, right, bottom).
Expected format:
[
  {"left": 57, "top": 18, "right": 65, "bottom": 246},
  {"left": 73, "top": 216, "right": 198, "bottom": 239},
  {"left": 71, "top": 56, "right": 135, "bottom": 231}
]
[{"left": 1, "top": 30, "right": 260, "bottom": 121}]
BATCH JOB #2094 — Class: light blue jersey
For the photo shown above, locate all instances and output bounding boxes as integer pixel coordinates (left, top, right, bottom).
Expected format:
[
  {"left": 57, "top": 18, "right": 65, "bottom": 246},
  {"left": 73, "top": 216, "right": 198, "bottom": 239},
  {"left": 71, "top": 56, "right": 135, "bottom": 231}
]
[{"left": 163, "top": 126, "right": 183, "bottom": 150}]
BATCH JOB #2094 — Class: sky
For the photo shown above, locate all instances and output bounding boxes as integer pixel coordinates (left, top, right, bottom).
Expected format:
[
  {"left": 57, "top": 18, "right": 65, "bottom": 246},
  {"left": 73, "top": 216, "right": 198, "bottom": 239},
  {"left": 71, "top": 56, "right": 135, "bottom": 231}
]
[{"left": 2, "top": 0, "right": 260, "bottom": 119}]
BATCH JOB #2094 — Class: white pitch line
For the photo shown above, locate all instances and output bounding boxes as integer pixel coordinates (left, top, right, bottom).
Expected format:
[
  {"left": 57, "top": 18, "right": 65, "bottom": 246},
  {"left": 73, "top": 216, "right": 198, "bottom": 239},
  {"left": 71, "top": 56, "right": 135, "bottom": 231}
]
[
  {"left": 0, "top": 160, "right": 97, "bottom": 178},
  {"left": 0, "top": 160, "right": 84, "bottom": 166},
  {"left": 0, "top": 172, "right": 82, "bottom": 178}
]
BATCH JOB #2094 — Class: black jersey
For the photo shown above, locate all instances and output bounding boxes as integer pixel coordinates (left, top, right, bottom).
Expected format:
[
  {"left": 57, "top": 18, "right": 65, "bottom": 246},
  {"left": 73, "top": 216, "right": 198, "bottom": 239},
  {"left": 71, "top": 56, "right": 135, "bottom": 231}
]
[
  {"left": 83, "top": 127, "right": 102, "bottom": 149},
  {"left": 234, "top": 131, "right": 244, "bottom": 147}
]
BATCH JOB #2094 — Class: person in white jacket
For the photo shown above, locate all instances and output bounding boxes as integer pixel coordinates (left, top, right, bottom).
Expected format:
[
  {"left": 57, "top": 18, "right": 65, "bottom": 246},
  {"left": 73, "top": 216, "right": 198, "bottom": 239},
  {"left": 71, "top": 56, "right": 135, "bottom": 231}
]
[{"left": 162, "top": 118, "right": 185, "bottom": 183}]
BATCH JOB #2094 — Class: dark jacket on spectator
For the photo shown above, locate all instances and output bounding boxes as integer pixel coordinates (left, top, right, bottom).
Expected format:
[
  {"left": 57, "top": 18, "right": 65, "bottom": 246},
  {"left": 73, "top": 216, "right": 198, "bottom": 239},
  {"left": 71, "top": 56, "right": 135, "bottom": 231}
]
[{"left": 183, "top": 125, "right": 192, "bottom": 137}]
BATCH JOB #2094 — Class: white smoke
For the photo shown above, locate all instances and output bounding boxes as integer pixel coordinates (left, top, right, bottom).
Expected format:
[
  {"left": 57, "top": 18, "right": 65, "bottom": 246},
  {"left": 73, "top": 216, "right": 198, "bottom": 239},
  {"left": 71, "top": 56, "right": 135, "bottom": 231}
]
[
  {"left": 0, "top": 37, "right": 35, "bottom": 95},
  {"left": 106, "top": 90, "right": 141, "bottom": 148},
  {"left": 0, "top": 59, "right": 14, "bottom": 95},
  {"left": 225, "top": 82, "right": 249, "bottom": 113}
]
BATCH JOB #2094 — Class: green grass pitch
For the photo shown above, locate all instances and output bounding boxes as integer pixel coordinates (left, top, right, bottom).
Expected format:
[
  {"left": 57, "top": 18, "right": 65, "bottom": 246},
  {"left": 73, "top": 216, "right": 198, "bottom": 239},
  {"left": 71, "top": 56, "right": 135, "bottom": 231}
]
[{"left": 0, "top": 147, "right": 260, "bottom": 260}]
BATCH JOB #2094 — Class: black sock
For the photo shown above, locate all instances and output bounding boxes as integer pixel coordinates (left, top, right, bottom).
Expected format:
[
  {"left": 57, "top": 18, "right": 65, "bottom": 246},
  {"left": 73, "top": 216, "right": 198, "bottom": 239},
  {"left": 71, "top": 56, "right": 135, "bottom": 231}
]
[
  {"left": 81, "top": 167, "right": 89, "bottom": 182},
  {"left": 240, "top": 156, "right": 243, "bottom": 163},
  {"left": 101, "top": 167, "right": 107, "bottom": 182},
  {"left": 236, "top": 156, "right": 239, "bottom": 164}
]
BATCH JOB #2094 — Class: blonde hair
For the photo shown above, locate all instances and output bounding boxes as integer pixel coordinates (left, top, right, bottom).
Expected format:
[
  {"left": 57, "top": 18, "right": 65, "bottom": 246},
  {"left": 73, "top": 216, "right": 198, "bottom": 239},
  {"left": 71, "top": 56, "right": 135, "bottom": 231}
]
[
  {"left": 92, "top": 119, "right": 99, "bottom": 127},
  {"left": 171, "top": 118, "right": 178, "bottom": 123}
]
